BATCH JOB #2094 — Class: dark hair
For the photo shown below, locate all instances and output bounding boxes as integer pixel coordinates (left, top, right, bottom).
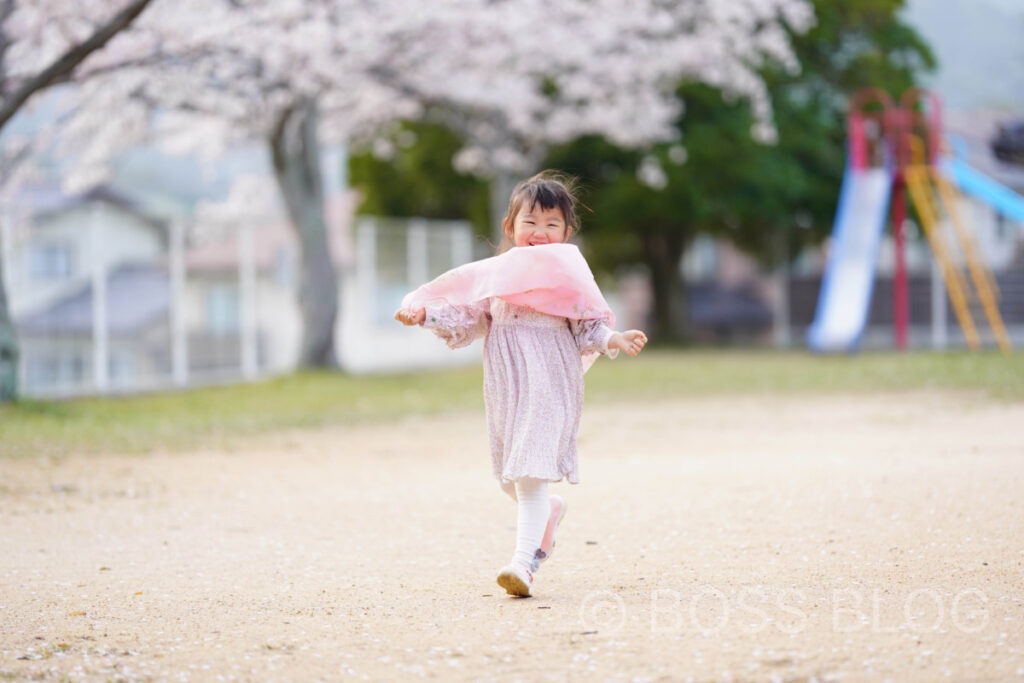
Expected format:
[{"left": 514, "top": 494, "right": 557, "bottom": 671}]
[{"left": 499, "top": 170, "right": 580, "bottom": 251}]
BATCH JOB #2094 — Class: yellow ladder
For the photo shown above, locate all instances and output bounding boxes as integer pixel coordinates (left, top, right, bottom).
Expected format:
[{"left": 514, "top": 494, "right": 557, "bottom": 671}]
[
  {"left": 904, "top": 163, "right": 980, "bottom": 350},
  {"left": 903, "top": 135, "right": 1011, "bottom": 353},
  {"left": 932, "top": 171, "right": 1011, "bottom": 352}
]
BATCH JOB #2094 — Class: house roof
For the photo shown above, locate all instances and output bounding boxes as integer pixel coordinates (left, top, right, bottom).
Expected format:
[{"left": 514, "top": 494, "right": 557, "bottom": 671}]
[
  {"left": 16, "top": 264, "right": 169, "bottom": 336},
  {"left": 11, "top": 182, "right": 167, "bottom": 234},
  {"left": 110, "top": 144, "right": 271, "bottom": 222}
]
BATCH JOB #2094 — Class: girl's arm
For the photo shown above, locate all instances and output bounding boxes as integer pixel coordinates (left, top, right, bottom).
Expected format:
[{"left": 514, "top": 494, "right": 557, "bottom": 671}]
[
  {"left": 395, "top": 308, "right": 426, "bottom": 325},
  {"left": 606, "top": 329, "right": 648, "bottom": 357},
  {"left": 570, "top": 319, "right": 647, "bottom": 358},
  {"left": 395, "top": 301, "right": 491, "bottom": 349}
]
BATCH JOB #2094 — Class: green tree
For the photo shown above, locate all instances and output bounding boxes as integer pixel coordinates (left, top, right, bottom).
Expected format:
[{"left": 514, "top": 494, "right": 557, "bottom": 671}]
[
  {"left": 548, "top": 0, "right": 935, "bottom": 342},
  {"left": 349, "top": 121, "right": 491, "bottom": 238}
]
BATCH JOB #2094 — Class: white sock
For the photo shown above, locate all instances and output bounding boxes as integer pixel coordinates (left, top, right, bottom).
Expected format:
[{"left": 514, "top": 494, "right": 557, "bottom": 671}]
[{"left": 511, "top": 478, "right": 549, "bottom": 570}]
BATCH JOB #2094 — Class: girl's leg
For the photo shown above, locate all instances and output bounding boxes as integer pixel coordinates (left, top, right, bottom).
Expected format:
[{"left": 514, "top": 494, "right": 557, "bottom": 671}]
[
  {"left": 511, "top": 477, "right": 549, "bottom": 569},
  {"left": 499, "top": 479, "right": 517, "bottom": 502}
]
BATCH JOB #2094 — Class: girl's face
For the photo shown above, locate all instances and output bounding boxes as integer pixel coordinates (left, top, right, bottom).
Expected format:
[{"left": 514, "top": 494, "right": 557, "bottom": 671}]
[{"left": 508, "top": 204, "right": 568, "bottom": 248}]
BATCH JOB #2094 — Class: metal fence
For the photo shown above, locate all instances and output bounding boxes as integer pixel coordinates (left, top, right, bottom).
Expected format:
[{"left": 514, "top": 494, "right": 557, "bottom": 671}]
[
  {"left": 338, "top": 216, "right": 480, "bottom": 373},
  {"left": 1, "top": 192, "right": 478, "bottom": 399}
]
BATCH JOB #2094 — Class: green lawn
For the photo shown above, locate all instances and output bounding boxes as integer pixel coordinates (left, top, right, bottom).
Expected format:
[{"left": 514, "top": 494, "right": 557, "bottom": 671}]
[{"left": 1, "top": 349, "right": 1021, "bottom": 458}]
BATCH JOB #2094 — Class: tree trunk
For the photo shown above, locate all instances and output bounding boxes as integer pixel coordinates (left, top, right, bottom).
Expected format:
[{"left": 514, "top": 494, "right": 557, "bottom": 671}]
[
  {"left": 0, "top": 236, "right": 17, "bottom": 401},
  {"left": 642, "top": 229, "right": 688, "bottom": 342},
  {"left": 269, "top": 97, "right": 339, "bottom": 368},
  {"left": 771, "top": 225, "right": 791, "bottom": 348}
]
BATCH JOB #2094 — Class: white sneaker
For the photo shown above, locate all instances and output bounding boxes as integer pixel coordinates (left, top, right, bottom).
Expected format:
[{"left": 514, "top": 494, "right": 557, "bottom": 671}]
[{"left": 496, "top": 561, "right": 533, "bottom": 597}]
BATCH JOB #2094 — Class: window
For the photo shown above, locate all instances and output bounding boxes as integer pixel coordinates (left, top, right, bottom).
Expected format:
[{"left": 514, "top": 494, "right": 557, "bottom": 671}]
[
  {"left": 25, "top": 355, "right": 60, "bottom": 387},
  {"left": 24, "top": 352, "right": 87, "bottom": 389},
  {"left": 28, "top": 243, "right": 74, "bottom": 281},
  {"left": 109, "top": 353, "right": 135, "bottom": 384},
  {"left": 206, "top": 285, "right": 240, "bottom": 336}
]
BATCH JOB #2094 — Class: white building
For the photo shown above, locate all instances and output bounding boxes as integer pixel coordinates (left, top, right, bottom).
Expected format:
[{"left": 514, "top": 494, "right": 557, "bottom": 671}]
[{"left": 3, "top": 181, "right": 479, "bottom": 398}]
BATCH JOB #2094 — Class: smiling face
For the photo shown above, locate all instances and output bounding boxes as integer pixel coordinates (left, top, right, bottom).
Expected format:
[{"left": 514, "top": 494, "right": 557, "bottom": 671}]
[
  {"left": 507, "top": 203, "right": 568, "bottom": 247},
  {"left": 498, "top": 172, "right": 579, "bottom": 252}
]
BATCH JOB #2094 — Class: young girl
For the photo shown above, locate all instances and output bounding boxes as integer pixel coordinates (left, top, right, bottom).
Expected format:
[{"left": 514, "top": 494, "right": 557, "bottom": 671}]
[{"left": 395, "top": 171, "right": 647, "bottom": 597}]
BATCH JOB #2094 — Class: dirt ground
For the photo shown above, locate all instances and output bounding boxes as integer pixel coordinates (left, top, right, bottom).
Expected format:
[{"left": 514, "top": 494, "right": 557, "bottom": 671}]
[{"left": 1, "top": 392, "right": 1023, "bottom": 682}]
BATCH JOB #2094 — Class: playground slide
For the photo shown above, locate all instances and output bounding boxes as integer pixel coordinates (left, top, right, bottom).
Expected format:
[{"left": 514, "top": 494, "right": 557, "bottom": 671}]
[
  {"left": 807, "top": 166, "right": 893, "bottom": 352},
  {"left": 940, "top": 158, "right": 1024, "bottom": 224}
]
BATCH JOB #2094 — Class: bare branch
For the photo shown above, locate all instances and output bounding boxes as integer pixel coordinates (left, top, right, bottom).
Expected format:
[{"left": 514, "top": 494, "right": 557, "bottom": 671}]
[
  {"left": 0, "top": 0, "right": 155, "bottom": 131},
  {"left": 7, "top": 50, "right": 167, "bottom": 86}
]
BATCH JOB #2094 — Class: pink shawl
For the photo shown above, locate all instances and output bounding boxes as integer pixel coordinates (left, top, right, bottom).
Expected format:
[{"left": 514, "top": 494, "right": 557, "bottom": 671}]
[{"left": 401, "top": 243, "right": 615, "bottom": 368}]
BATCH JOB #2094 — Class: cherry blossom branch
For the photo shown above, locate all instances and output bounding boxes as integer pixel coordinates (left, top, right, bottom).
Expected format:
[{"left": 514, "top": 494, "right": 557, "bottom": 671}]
[{"left": 0, "top": 0, "right": 154, "bottom": 130}]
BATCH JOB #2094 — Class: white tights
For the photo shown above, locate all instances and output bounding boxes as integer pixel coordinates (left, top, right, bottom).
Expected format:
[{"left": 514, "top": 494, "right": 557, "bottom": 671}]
[{"left": 501, "top": 478, "right": 550, "bottom": 570}]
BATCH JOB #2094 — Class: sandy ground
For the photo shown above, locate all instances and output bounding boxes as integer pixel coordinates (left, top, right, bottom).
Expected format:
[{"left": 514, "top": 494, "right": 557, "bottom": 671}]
[{"left": 1, "top": 392, "right": 1023, "bottom": 682}]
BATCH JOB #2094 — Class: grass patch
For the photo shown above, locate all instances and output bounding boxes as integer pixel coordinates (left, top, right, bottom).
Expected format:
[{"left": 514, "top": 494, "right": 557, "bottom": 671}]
[
  {"left": 1, "top": 349, "right": 1021, "bottom": 458},
  {"left": 0, "top": 367, "right": 484, "bottom": 458},
  {"left": 585, "top": 348, "right": 1024, "bottom": 401}
]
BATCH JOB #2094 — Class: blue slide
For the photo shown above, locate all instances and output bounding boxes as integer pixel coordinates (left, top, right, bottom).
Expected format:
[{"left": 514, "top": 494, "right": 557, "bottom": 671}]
[
  {"left": 940, "top": 158, "right": 1024, "bottom": 224},
  {"left": 808, "top": 165, "right": 893, "bottom": 352}
]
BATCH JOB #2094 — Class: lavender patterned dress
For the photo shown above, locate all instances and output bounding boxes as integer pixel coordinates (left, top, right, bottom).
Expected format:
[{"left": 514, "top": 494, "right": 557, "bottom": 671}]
[{"left": 423, "top": 297, "right": 615, "bottom": 485}]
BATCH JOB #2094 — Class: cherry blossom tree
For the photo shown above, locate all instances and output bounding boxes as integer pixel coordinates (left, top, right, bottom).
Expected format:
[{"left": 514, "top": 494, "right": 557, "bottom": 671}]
[
  {"left": 51, "top": 1, "right": 432, "bottom": 368},
  {"left": 19, "top": 0, "right": 815, "bottom": 374},
  {"left": 367, "top": 0, "right": 816, "bottom": 236},
  {"left": 0, "top": 0, "right": 159, "bottom": 401}
]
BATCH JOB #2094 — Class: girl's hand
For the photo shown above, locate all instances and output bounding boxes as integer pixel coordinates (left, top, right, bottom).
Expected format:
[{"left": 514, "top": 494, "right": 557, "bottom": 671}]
[
  {"left": 394, "top": 308, "right": 426, "bottom": 326},
  {"left": 609, "top": 329, "right": 648, "bottom": 357}
]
